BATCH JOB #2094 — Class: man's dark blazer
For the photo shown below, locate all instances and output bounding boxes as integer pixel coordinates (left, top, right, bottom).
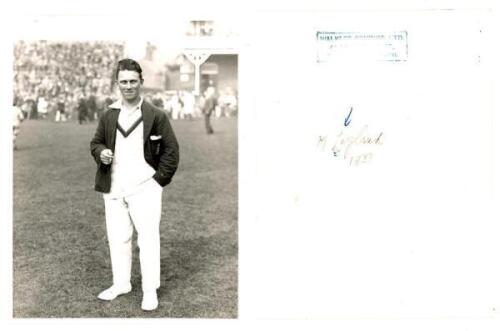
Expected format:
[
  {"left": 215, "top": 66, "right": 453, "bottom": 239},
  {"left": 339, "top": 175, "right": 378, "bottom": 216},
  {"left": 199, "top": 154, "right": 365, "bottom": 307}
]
[{"left": 90, "top": 100, "right": 179, "bottom": 193}]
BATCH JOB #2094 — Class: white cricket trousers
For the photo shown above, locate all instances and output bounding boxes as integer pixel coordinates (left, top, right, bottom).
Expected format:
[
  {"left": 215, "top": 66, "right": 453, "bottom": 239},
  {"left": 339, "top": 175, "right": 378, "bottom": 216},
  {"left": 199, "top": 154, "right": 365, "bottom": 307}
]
[{"left": 103, "top": 180, "right": 163, "bottom": 292}]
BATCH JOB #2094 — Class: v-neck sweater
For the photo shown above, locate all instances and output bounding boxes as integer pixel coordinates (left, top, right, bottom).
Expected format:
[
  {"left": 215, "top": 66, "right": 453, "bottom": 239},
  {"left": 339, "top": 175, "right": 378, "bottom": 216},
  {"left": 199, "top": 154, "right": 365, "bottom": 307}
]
[{"left": 104, "top": 99, "right": 155, "bottom": 199}]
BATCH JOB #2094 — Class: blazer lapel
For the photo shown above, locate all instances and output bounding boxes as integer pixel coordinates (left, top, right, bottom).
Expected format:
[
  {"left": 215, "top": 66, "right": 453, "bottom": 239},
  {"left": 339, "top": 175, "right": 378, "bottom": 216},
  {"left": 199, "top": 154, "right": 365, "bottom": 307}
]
[
  {"left": 108, "top": 108, "right": 120, "bottom": 151},
  {"left": 142, "top": 101, "right": 154, "bottom": 145}
]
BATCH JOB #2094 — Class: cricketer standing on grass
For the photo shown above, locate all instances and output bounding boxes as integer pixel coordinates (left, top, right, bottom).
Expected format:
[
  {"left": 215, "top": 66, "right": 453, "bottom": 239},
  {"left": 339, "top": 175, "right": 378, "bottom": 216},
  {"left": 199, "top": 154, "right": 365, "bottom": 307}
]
[{"left": 90, "top": 58, "right": 179, "bottom": 311}]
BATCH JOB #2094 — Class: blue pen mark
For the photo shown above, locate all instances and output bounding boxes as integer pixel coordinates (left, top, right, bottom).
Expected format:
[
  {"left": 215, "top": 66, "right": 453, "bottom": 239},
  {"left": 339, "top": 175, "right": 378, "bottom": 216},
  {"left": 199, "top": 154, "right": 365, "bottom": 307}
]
[{"left": 344, "top": 107, "right": 353, "bottom": 127}]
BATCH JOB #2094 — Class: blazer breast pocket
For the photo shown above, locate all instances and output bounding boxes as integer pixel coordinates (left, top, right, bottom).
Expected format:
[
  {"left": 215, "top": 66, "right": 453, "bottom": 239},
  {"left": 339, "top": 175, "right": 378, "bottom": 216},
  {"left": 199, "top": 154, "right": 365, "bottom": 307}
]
[{"left": 149, "top": 135, "right": 162, "bottom": 159}]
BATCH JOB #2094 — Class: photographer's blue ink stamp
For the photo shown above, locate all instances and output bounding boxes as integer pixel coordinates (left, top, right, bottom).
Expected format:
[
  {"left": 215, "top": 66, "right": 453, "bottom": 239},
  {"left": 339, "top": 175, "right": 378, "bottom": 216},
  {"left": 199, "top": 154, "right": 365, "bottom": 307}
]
[{"left": 316, "top": 31, "right": 408, "bottom": 63}]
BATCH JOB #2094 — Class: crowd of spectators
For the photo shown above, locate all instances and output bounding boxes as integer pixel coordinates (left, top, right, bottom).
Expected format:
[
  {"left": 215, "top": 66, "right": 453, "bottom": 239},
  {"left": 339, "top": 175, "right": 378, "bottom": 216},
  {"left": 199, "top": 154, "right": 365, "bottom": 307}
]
[
  {"left": 13, "top": 41, "right": 238, "bottom": 123},
  {"left": 13, "top": 40, "right": 124, "bottom": 121},
  {"left": 145, "top": 87, "right": 238, "bottom": 121}
]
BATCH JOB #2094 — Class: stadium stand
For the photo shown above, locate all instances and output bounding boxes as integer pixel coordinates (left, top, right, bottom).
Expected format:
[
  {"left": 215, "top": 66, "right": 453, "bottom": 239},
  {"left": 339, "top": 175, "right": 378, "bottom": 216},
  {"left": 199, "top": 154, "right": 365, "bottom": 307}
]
[{"left": 13, "top": 41, "right": 124, "bottom": 120}]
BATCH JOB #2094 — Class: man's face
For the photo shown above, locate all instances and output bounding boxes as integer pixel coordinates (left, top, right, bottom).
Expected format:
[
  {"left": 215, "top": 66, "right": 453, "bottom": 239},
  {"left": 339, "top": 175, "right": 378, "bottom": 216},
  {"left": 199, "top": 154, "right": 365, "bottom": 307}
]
[{"left": 117, "top": 70, "right": 142, "bottom": 103}]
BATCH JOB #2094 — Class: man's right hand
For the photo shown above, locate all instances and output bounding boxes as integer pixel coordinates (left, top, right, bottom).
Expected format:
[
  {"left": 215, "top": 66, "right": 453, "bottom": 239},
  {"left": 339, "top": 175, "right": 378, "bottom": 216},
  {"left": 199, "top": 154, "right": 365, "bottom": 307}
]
[{"left": 100, "top": 149, "right": 114, "bottom": 165}]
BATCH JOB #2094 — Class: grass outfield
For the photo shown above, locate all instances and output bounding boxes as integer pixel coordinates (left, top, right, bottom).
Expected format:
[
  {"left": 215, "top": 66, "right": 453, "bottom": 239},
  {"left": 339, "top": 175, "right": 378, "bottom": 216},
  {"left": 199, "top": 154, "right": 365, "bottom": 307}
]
[{"left": 13, "top": 117, "right": 237, "bottom": 318}]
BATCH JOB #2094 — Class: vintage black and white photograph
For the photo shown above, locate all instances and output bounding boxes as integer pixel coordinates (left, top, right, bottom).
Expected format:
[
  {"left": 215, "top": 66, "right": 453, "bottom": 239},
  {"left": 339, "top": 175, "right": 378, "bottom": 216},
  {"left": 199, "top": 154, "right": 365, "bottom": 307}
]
[{"left": 12, "top": 18, "right": 238, "bottom": 318}]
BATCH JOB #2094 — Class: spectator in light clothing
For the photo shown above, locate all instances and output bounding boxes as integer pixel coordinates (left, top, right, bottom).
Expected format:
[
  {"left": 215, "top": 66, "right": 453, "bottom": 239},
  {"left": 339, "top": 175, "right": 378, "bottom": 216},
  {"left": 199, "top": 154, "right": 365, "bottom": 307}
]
[
  {"left": 13, "top": 100, "right": 24, "bottom": 150},
  {"left": 37, "top": 96, "right": 48, "bottom": 119},
  {"left": 181, "top": 90, "right": 195, "bottom": 120},
  {"left": 170, "top": 93, "right": 182, "bottom": 120}
]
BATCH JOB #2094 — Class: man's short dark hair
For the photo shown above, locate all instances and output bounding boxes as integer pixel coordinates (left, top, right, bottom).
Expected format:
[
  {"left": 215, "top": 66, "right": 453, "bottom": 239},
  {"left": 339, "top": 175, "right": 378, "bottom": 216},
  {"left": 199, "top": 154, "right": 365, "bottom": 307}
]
[{"left": 115, "top": 58, "right": 143, "bottom": 81}]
